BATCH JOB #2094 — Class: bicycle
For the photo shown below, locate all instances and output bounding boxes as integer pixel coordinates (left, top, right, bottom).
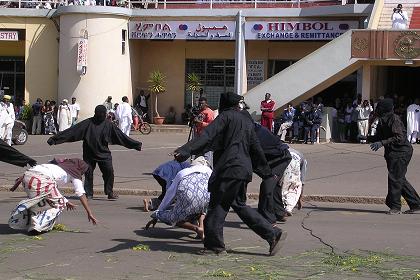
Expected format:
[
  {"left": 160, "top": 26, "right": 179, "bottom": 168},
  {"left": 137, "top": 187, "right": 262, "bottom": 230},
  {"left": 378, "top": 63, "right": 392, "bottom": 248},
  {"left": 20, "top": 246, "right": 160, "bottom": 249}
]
[{"left": 132, "top": 108, "right": 152, "bottom": 135}]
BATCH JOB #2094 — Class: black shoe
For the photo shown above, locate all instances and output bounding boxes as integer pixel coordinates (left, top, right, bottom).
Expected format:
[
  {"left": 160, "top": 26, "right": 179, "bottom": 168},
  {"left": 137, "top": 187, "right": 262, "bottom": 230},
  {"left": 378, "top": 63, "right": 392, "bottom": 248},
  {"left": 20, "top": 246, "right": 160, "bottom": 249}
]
[
  {"left": 107, "top": 193, "right": 119, "bottom": 200},
  {"left": 86, "top": 195, "right": 93, "bottom": 200},
  {"left": 303, "top": 141, "right": 308, "bottom": 144},
  {"left": 269, "top": 230, "right": 287, "bottom": 256},
  {"left": 386, "top": 209, "right": 401, "bottom": 215},
  {"left": 403, "top": 208, "right": 420, "bottom": 214}
]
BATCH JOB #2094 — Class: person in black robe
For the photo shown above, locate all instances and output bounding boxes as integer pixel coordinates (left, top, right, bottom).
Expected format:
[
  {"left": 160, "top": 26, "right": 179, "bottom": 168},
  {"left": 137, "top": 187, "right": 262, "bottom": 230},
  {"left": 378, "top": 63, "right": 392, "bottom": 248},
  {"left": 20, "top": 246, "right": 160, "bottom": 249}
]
[
  {"left": 368, "top": 98, "right": 420, "bottom": 214},
  {"left": 0, "top": 139, "right": 37, "bottom": 167},
  {"left": 174, "top": 92, "right": 286, "bottom": 256},
  {"left": 47, "top": 105, "right": 142, "bottom": 200},
  {"left": 254, "top": 123, "right": 292, "bottom": 224}
]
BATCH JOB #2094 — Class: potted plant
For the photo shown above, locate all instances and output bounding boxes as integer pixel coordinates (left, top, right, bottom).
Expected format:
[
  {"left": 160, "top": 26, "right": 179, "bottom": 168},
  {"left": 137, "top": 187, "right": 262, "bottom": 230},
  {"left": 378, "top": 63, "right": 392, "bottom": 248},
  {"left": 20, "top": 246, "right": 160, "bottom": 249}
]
[
  {"left": 186, "top": 73, "right": 202, "bottom": 107},
  {"left": 148, "top": 70, "right": 166, "bottom": 125},
  {"left": 20, "top": 104, "right": 33, "bottom": 129}
]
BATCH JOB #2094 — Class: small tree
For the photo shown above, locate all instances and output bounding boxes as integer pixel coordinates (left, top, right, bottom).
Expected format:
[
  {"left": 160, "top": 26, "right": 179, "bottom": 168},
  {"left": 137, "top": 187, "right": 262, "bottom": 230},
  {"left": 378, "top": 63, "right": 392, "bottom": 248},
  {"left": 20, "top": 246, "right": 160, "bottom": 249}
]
[
  {"left": 20, "top": 104, "right": 32, "bottom": 120},
  {"left": 148, "top": 70, "right": 166, "bottom": 118},
  {"left": 186, "top": 73, "right": 202, "bottom": 106}
]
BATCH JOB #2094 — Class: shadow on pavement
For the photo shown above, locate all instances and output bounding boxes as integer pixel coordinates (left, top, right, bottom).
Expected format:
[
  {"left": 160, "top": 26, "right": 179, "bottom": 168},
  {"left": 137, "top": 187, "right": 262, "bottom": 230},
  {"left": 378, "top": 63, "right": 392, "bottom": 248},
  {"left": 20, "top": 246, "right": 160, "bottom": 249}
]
[
  {"left": 304, "top": 205, "right": 385, "bottom": 214},
  {"left": 0, "top": 224, "right": 25, "bottom": 235},
  {"left": 134, "top": 228, "right": 196, "bottom": 240},
  {"left": 99, "top": 237, "right": 201, "bottom": 254},
  {"left": 126, "top": 206, "right": 144, "bottom": 211}
]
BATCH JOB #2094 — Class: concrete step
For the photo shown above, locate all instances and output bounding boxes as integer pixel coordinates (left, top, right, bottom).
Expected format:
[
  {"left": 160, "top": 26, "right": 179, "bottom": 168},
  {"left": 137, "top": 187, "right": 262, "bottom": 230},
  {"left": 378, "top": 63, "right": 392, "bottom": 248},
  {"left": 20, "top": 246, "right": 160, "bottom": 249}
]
[{"left": 149, "top": 124, "right": 190, "bottom": 133}]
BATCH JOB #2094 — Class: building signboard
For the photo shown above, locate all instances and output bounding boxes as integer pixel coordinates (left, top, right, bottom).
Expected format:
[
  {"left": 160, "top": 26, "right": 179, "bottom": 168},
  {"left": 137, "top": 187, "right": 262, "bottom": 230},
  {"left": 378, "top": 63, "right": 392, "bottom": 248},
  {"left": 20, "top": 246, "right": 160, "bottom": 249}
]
[
  {"left": 247, "top": 60, "right": 264, "bottom": 88},
  {"left": 245, "top": 21, "right": 358, "bottom": 40},
  {"left": 0, "top": 31, "right": 19, "bottom": 41},
  {"left": 129, "top": 21, "right": 236, "bottom": 40},
  {"left": 77, "top": 35, "right": 88, "bottom": 76}
]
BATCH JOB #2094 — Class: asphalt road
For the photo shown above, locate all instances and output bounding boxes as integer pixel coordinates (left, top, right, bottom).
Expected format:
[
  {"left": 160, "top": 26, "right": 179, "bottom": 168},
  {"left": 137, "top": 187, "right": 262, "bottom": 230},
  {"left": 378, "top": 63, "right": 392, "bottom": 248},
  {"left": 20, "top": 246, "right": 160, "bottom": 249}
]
[{"left": 0, "top": 195, "right": 419, "bottom": 280}]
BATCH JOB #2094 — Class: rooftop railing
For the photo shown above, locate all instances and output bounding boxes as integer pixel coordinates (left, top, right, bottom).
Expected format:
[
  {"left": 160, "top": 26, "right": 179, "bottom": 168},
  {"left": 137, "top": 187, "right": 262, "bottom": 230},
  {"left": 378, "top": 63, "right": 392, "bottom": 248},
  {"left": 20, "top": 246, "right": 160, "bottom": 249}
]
[{"left": 0, "top": 0, "right": 370, "bottom": 9}]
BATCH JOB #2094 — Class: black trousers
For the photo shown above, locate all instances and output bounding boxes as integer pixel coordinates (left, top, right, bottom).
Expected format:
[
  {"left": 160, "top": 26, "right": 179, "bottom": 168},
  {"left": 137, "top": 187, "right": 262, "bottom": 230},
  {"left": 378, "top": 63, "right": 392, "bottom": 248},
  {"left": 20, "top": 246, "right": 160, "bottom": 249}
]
[
  {"left": 83, "top": 158, "right": 114, "bottom": 196},
  {"left": 204, "top": 179, "right": 279, "bottom": 252},
  {"left": 258, "top": 159, "right": 290, "bottom": 223},
  {"left": 385, "top": 151, "right": 420, "bottom": 210}
]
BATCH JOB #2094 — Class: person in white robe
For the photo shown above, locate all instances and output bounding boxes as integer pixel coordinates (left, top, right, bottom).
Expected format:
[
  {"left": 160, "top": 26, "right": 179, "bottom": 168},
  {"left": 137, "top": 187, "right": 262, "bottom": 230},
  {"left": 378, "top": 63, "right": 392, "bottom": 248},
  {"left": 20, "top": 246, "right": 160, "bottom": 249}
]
[
  {"left": 115, "top": 96, "right": 133, "bottom": 136},
  {"left": 407, "top": 99, "right": 420, "bottom": 144},
  {"left": 57, "top": 99, "right": 72, "bottom": 132},
  {"left": 9, "top": 158, "right": 97, "bottom": 234},
  {"left": 0, "top": 95, "right": 15, "bottom": 145},
  {"left": 281, "top": 148, "right": 308, "bottom": 215},
  {"left": 391, "top": 4, "right": 408, "bottom": 30}
]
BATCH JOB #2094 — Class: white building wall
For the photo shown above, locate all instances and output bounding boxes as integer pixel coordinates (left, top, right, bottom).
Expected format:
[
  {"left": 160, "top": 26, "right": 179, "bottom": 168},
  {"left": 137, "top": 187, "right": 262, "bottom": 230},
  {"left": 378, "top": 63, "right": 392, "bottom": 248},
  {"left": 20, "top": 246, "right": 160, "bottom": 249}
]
[{"left": 59, "top": 13, "right": 132, "bottom": 120}]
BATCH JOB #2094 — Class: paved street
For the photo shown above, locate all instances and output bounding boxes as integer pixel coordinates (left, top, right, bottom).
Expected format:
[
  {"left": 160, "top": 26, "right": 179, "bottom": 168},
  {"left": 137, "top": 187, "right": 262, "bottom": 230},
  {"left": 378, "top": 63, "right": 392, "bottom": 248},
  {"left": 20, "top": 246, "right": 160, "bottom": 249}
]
[
  {"left": 1, "top": 133, "right": 420, "bottom": 200},
  {"left": 1, "top": 134, "right": 420, "bottom": 279},
  {"left": 0, "top": 195, "right": 419, "bottom": 280}
]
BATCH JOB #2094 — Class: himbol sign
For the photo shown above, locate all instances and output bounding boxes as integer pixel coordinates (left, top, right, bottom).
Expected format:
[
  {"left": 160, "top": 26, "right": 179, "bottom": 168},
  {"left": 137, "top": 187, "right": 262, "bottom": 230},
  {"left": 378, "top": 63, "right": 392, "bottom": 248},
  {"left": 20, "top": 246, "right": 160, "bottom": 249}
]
[
  {"left": 129, "top": 21, "right": 235, "bottom": 40},
  {"left": 0, "top": 31, "right": 18, "bottom": 41},
  {"left": 245, "top": 21, "right": 358, "bottom": 40}
]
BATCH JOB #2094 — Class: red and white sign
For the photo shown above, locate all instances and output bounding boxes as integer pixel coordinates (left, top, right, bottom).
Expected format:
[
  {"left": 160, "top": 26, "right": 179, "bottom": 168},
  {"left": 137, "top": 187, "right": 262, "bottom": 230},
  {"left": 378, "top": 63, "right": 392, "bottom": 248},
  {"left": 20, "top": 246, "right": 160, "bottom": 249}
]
[
  {"left": 245, "top": 21, "right": 358, "bottom": 40},
  {"left": 0, "top": 31, "right": 19, "bottom": 41},
  {"left": 128, "top": 21, "right": 236, "bottom": 40},
  {"left": 76, "top": 37, "right": 88, "bottom": 75}
]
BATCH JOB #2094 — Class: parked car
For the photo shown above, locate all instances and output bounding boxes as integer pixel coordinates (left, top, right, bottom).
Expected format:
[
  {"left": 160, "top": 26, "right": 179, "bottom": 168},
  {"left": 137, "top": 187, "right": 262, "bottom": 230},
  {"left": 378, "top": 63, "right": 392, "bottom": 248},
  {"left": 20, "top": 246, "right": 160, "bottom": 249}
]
[{"left": 12, "top": 120, "right": 29, "bottom": 145}]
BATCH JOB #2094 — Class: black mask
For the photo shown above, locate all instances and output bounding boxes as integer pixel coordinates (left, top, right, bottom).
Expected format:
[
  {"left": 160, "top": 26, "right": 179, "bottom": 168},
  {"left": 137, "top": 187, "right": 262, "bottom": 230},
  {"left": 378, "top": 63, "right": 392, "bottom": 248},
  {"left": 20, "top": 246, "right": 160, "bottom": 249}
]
[
  {"left": 376, "top": 98, "right": 394, "bottom": 117},
  {"left": 219, "top": 92, "right": 242, "bottom": 111},
  {"left": 93, "top": 105, "right": 107, "bottom": 124}
]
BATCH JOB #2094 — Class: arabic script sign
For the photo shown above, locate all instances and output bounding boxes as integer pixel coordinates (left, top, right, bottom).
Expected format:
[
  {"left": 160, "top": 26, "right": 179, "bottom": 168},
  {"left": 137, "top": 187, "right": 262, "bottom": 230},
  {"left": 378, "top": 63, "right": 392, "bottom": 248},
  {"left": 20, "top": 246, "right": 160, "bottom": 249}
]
[
  {"left": 247, "top": 60, "right": 264, "bottom": 89},
  {"left": 76, "top": 32, "right": 88, "bottom": 76},
  {"left": 245, "top": 21, "right": 358, "bottom": 41},
  {"left": 0, "top": 31, "right": 18, "bottom": 41},
  {"left": 128, "top": 21, "right": 236, "bottom": 40}
]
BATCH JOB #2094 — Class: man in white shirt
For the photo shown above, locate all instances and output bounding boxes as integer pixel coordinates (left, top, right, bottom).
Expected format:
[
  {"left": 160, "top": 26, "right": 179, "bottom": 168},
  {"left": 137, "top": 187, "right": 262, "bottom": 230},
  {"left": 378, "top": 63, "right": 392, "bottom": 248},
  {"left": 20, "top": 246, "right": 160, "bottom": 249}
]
[
  {"left": 392, "top": 4, "right": 408, "bottom": 30},
  {"left": 115, "top": 96, "right": 133, "bottom": 136},
  {"left": 0, "top": 95, "right": 15, "bottom": 145},
  {"left": 355, "top": 100, "right": 373, "bottom": 143},
  {"left": 69, "top": 97, "right": 80, "bottom": 126},
  {"left": 407, "top": 99, "right": 420, "bottom": 143},
  {"left": 9, "top": 158, "right": 97, "bottom": 234}
]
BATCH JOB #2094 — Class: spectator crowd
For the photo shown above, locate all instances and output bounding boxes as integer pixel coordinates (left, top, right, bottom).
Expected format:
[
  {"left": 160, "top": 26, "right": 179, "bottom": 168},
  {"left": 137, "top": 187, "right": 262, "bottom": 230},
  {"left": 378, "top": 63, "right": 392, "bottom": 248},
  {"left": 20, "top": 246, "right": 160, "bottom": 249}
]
[{"left": 267, "top": 92, "right": 420, "bottom": 145}]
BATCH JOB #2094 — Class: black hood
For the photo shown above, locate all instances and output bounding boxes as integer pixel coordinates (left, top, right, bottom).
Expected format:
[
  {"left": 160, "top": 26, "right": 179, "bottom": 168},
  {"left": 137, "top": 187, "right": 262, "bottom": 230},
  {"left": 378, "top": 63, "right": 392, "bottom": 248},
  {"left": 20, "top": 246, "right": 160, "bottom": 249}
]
[
  {"left": 376, "top": 98, "right": 394, "bottom": 117},
  {"left": 93, "top": 105, "right": 107, "bottom": 124},
  {"left": 219, "top": 92, "right": 242, "bottom": 111}
]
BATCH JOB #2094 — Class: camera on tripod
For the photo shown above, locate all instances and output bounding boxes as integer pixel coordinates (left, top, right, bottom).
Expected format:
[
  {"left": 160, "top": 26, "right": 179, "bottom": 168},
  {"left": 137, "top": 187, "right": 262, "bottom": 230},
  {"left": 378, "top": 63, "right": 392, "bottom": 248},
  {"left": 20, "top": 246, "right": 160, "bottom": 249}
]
[{"left": 189, "top": 105, "right": 204, "bottom": 127}]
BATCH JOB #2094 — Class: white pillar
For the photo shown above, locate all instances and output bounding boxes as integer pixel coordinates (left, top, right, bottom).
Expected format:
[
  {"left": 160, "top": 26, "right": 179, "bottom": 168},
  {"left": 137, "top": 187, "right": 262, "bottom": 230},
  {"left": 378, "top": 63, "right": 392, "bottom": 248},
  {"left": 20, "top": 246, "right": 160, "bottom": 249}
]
[{"left": 234, "top": 10, "right": 246, "bottom": 95}]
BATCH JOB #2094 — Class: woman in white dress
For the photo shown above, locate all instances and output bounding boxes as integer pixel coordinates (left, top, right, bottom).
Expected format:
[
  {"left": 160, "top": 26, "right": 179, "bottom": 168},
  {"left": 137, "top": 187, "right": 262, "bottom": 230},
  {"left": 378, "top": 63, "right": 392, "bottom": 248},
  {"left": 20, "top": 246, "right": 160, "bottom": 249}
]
[{"left": 57, "top": 99, "right": 71, "bottom": 132}]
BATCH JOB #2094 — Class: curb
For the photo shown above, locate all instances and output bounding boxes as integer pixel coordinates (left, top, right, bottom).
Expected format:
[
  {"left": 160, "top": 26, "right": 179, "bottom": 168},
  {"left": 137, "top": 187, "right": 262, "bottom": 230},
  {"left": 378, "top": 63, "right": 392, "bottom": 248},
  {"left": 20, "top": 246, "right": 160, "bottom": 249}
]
[{"left": 0, "top": 186, "right": 386, "bottom": 205}]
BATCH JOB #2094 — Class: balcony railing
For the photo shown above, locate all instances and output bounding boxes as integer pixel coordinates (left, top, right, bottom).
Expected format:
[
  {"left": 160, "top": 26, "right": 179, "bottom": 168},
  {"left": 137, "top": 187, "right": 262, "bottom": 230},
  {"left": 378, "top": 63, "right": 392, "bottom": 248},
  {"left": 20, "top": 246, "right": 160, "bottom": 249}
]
[{"left": 0, "top": 0, "right": 368, "bottom": 9}]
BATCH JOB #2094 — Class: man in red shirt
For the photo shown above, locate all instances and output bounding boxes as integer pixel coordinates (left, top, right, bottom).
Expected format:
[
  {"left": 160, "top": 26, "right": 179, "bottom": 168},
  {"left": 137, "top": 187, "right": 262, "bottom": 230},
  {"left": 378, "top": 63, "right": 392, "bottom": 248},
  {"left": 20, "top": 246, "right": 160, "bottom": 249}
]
[
  {"left": 195, "top": 97, "right": 214, "bottom": 136},
  {"left": 261, "top": 93, "right": 275, "bottom": 132}
]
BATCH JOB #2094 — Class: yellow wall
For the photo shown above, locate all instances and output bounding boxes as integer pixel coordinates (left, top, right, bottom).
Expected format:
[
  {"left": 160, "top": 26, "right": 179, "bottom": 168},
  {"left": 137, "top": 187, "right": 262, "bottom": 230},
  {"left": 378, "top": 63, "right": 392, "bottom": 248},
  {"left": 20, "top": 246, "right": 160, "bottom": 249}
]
[
  {"left": 131, "top": 40, "right": 325, "bottom": 121},
  {"left": 0, "top": 40, "right": 25, "bottom": 56},
  {"left": 0, "top": 17, "right": 58, "bottom": 104}
]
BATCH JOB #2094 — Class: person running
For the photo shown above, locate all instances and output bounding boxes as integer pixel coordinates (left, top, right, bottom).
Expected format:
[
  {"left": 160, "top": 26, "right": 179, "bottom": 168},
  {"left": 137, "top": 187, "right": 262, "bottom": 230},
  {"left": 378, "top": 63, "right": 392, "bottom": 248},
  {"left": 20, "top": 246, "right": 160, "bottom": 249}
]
[{"left": 47, "top": 105, "right": 142, "bottom": 200}]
